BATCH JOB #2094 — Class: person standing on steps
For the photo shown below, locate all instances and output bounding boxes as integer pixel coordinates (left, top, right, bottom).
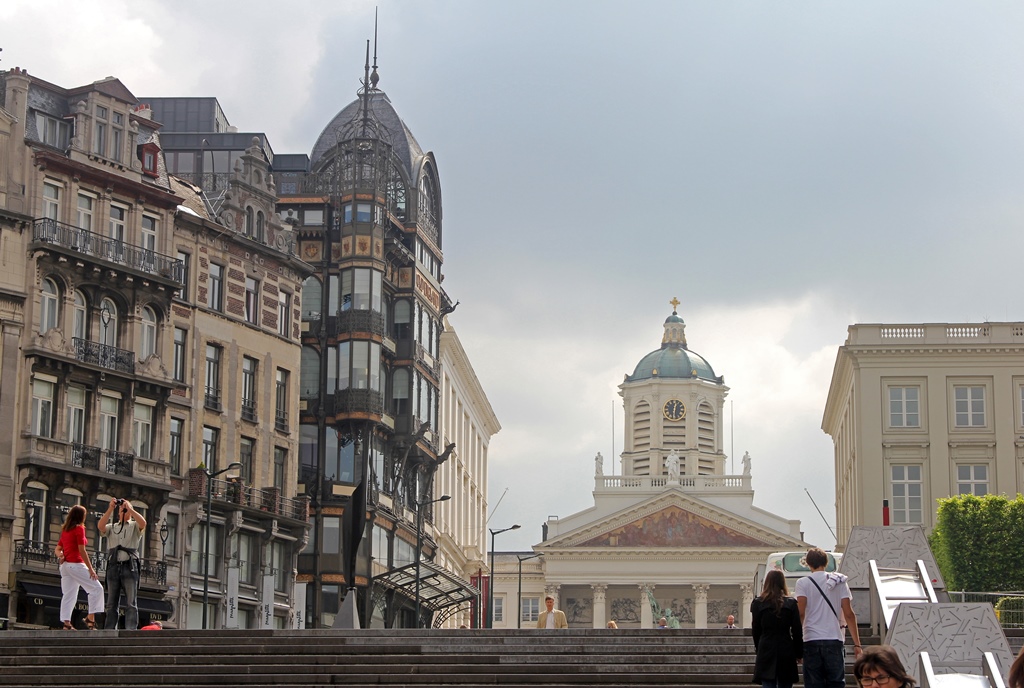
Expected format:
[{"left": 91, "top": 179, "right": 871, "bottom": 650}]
[
  {"left": 55, "top": 505, "right": 104, "bottom": 630},
  {"left": 725, "top": 614, "right": 739, "bottom": 629},
  {"left": 536, "top": 596, "right": 568, "bottom": 629},
  {"left": 751, "top": 570, "right": 803, "bottom": 688},
  {"left": 796, "top": 547, "right": 862, "bottom": 688},
  {"left": 98, "top": 498, "right": 147, "bottom": 630}
]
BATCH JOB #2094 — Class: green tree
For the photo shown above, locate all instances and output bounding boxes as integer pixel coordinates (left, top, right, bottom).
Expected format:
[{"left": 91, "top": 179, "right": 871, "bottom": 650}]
[{"left": 930, "top": 494, "right": 1024, "bottom": 592}]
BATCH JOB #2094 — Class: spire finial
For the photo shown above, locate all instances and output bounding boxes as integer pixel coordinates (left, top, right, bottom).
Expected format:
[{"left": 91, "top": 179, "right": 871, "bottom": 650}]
[
  {"left": 370, "top": 7, "right": 380, "bottom": 89},
  {"left": 669, "top": 296, "right": 681, "bottom": 314}
]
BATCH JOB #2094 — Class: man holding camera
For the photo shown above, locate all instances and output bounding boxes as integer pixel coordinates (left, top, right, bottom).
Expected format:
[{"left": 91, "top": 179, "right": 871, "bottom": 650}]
[{"left": 98, "top": 498, "right": 147, "bottom": 630}]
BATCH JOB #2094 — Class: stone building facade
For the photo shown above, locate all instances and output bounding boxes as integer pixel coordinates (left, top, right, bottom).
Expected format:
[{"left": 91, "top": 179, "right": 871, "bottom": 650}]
[
  {"left": 822, "top": 322, "right": 1024, "bottom": 549},
  {"left": 0, "top": 67, "right": 311, "bottom": 629}
]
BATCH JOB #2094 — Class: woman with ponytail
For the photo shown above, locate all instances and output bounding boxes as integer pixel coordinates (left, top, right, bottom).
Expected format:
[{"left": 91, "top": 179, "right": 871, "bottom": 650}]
[
  {"left": 751, "top": 569, "right": 803, "bottom": 688},
  {"left": 54, "top": 505, "right": 104, "bottom": 630}
]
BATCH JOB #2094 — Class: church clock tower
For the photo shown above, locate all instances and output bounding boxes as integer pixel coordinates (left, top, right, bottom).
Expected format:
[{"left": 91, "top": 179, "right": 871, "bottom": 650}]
[{"left": 619, "top": 299, "right": 729, "bottom": 477}]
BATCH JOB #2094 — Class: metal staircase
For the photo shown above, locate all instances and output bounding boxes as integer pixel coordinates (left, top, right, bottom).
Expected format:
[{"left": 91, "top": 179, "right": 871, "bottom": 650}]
[
  {"left": 868, "top": 559, "right": 938, "bottom": 635},
  {"left": 920, "top": 651, "right": 1006, "bottom": 688}
]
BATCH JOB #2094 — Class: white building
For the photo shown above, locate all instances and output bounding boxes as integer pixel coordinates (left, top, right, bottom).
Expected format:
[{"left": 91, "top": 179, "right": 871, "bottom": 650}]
[
  {"left": 433, "top": 319, "right": 498, "bottom": 627},
  {"left": 491, "top": 304, "right": 805, "bottom": 629},
  {"left": 822, "top": 322, "right": 1024, "bottom": 549}
]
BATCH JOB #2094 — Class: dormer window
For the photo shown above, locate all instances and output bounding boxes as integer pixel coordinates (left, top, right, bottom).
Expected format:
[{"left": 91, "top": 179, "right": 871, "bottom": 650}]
[
  {"left": 35, "top": 113, "right": 70, "bottom": 149},
  {"left": 139, "top": 142, "right": 160, "bottom": 177}
]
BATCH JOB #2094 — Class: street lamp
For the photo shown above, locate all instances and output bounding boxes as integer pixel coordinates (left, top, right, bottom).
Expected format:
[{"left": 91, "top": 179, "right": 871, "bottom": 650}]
[
  {"left": 414, "top": 494, "right": 451, "bottom": 628},
  {"left": 202, "top": 460, "right": 242, "bottom": 629},
  {"left": 487, "top": 524, "right": 520, "bottom": 628},
  {"left": 159, "top": 519, "right": 169, "bottom": 548},
  {"left": 516, "top": 552, "right": 543, "bottom": 629}
]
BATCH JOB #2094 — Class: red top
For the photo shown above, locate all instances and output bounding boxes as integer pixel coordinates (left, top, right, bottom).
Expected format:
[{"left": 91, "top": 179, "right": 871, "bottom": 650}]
[{"left": 58, "top": 525, "right": 87, "bottom": 563}]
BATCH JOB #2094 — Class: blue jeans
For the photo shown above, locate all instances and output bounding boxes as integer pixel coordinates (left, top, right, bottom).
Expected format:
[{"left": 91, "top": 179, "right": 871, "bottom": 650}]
[
  {"left": 763, "top": 681, "right": 794, "bottom": 688},
  {"left": 104, "top": 559, "right": 140, "bottom": 630},
  {"left": 803, "top": 640, "right": 846, "bottom": 688}
]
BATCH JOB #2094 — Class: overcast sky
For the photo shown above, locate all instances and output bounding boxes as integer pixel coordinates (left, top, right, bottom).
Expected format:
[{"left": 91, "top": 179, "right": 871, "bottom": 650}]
[{"left": 6, "top": 0, "right": 1024, "bottom": 552}]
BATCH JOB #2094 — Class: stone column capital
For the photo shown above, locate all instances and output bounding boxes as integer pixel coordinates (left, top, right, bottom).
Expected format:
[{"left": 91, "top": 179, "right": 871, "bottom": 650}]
[
  {"left": 590, "top": 583, "right": 607, "bottom": 602},
  {"left": 692, "top": 583, "right": 710, "bottom": 601}
]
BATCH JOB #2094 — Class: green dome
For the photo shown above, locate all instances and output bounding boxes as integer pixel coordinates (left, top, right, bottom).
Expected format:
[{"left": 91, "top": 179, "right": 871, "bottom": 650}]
[
  {"left": 627, "top": 308, "right": 723, "bottom": 384},
  {"left": 628, "top": 347, "right": 720, "bottom": 382}
]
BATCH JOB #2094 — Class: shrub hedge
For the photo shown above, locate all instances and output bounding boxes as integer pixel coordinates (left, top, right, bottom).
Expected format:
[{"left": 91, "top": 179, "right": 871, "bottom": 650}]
[{"left": 929, "top": 494, "right": 1024, "bottom": 592}]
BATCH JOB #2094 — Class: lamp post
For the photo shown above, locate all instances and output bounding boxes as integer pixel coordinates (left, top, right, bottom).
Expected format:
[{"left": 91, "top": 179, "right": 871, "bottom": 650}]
[
  {"left": 414, "top": 493, "right": 450, "bottom": 628},
  {"left": 487, "top": 524, "right": 520, "bottom": 628},
  {"left": 159, "top": 519, "right": 169, "bottom": 548},
  {"left": 202, "top": 460, "right": 242, "bottom": 629},
  {"left": 516, "top": 552, "right": 543, "bottom": 629}
]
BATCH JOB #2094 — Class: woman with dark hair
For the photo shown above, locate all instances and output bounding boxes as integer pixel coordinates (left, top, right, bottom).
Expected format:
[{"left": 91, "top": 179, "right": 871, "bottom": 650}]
[
  {"left": 1006, "top": 646, "right": 1023, "bottom": 688},
  {"left": 853, "top": 646, "right": 915, "bottom": 688},
  {"left": 751, "top": 569, "right": 803, "bottom": 688},
  {"left": 54, "top": 505, "right": 104, "bottom": 630}
]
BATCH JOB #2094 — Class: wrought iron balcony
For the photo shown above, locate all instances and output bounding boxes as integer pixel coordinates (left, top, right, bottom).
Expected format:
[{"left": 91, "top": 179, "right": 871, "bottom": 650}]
[
  {"left": 333, "top": 388, "right": 384, "bottom": 417},
  {"left": 241, "top": 400, "right": 257, "bottom": 422},
  {"left": 32, "top": 218, "right": 184, "bottom": 286},
  {"left": 204, "top": 389, "right": 222, "bottom": 412},
  {"left": 331, "top": 309, "right": 386, "bottom": 337},
  {"left": 73, "top": 337, "right": 134, "bottom": 374},
  {"left": 275, "top": 411, "right": 289, "bottom": 433},
  {"left": 186, "top": 473, "right": 310, "bottom": 522},
  {"left": 71, "top": 443, "right": 134, "bottom": 477},
  {"left": 14, "top": 539, "right": 167, "bottom": 585}
]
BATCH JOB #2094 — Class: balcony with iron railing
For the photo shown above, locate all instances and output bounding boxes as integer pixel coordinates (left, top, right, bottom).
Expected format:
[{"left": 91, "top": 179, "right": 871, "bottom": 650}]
[
  {"left": 275, "top": 410, "right": 289, "bottom": 433},
  {"left": 204, "top": 388, "right": 222, "bottom": 412},
  {"left": 331, "top": 310, "right": 386, "bottom": 337},
  {"left": 14, "top": 539, "right": 167, "bottom": 586},
  {"left": 332, "top": 389, "right": 385, "bottom": 418},
  {"left": 241, "top": 400, "right": 257, "bottom": 423},
  {"left": 72, "top": 337, "right": 134, "bottom": 375},
  {"left": 186, "top": 471, "right": 310, "bottom": 522},
  {"left": 32, "top": 219, "right": 184, "bottom": 288},
  {"left": 71, "top": 442, "right": 134, "bottom": 477}
]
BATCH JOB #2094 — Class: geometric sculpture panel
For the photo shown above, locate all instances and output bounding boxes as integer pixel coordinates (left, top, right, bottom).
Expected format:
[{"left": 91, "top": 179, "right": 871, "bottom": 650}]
[
  {"left": 841, "top": 526, "right": 945, "bottom": 590},
  {"left": 886, "top": 604, "right": 1012, "bottom": 679}
]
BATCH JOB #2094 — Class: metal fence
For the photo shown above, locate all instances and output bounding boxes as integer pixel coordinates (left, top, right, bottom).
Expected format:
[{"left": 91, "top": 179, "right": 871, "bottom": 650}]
[{"left": 948, "top": 591, "right": 1024, "bottom": 628}]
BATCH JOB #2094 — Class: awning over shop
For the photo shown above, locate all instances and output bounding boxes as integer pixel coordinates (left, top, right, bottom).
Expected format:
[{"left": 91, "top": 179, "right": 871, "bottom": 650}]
[
  {"left": 373, "top": 561, "right": 479, "bottom": 611},
  {"left": 19, "top": 582, "right": 173, "bottom": 615}
]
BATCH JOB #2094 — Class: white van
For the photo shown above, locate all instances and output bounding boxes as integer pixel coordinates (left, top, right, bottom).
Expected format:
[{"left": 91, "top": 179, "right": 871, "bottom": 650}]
[{"left": 753, "top": 550, "right": 843, "bottom": 596}]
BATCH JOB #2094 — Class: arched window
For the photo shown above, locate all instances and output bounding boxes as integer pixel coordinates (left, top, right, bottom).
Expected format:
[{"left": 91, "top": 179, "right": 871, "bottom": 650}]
[
  {"left": 393, "top": 299, "right": 411, "bottom": 340},
  {"left": 392, "top": 368, "right": 410, "bottom": 416},
  {"left": 301, "top": 276, "right": 322, "bottom": 320},
  {"left": 140, "top": 306, "right": 157, "bottom": 359},
  {"left": 245, "top": 207, "right": 254, "bottom": 237},
  {"left": 40, "top": 278, "right": 59, "bottom": 333},
  {"left": 72, "top": 291, "right": 88, "bottom": 341},
  {"left": 100, "top": 298, "right": 118, "bottom": 347},
  {"left": 256, "top": 211, "right": 265, "bottom": 242}
]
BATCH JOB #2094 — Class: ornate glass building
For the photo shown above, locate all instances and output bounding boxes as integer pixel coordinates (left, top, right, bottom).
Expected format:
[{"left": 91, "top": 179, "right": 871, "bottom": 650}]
[{"left": 278, "top": 55, "right": 472, "bottom": 628}]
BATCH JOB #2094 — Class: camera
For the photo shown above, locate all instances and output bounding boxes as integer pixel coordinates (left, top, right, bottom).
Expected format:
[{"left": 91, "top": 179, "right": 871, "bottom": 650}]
[{"left": 115, "top": 498, "right": 125, "bottom": 508}]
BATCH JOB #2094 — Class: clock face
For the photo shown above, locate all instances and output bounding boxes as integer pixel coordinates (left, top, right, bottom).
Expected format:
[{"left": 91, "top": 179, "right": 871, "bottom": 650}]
[{"left": 663, "top": 399, "right": 685, "bottom": 421}]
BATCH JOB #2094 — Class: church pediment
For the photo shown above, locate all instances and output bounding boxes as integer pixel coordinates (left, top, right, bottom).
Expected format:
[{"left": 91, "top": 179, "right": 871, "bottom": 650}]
[
  {"left": 544, "top": 491, "right": 805, "bottom": 550},
  {"left": 578, "top": 504, "right": 764, "bottom": 547}
]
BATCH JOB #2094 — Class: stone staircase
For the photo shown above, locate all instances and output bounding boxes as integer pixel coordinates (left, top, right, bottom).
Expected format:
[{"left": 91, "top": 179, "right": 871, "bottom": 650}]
[{"left": 0, "top": 628, "right": 875, "bottom": 688}]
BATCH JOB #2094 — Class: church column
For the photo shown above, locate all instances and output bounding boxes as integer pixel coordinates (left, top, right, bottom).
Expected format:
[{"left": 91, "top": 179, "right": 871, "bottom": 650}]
[
  {"left": 591, "top": 584, "right": 607, "bottom": 629},
  {"left": 693, "top": 584, "right": 709, "bottom": 629},
  {"left": 639, "top": 583, "right": 655, "bottom": 628},
  {"left": 740, "top": 584, "right": 754, "bottom": 628}
]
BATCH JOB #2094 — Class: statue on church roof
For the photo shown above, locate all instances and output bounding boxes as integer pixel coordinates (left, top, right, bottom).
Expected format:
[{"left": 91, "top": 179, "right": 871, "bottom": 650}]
[
  {"left": 742, "top": 451, "right": 752, "bottom": 476},
  {"left": 595, "top": 452, "right": 604, "bottom": 477},
  {"left": 666, "top": 452, "right": 680, "bottom": 483}
]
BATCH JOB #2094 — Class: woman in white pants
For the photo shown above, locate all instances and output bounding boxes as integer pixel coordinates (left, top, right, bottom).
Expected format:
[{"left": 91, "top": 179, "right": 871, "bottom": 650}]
[{"left": 54, "top": 505, "right": 103, "bottom": 630}]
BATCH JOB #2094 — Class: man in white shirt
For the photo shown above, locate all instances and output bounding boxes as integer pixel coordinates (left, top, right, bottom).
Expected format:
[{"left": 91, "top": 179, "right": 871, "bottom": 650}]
[
  {"left": 536, "top": 595, "right": 568, "bottom": 629},
  {"left": 795, "top": 548, "right": 862, "bottom": 688}
]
